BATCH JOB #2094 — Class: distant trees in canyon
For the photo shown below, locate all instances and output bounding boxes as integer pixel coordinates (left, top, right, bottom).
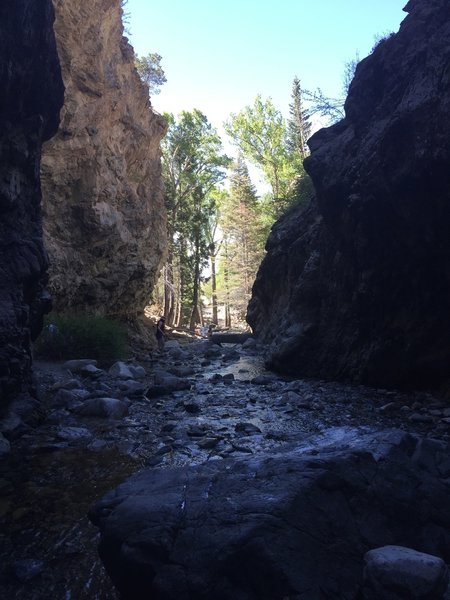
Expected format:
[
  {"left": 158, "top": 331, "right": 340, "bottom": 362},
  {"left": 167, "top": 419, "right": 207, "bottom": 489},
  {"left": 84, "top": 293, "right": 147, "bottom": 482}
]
[{"left": 151, "top": 78, "right": 314, "bottom": 331}]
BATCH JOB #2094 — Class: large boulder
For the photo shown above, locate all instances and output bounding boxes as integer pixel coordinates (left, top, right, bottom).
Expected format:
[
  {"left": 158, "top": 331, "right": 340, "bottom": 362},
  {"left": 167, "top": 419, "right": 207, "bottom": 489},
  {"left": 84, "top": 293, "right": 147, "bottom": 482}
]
[
  {"left": 0, "top": 0, "right": 63, "bottom": 405},
  {"left": 41, "top": 0, "right": 167, "bottom": 316},
  {"left": 247, "top": 0, "right": 450, "bottom": 390},
  {"left": 89, "top": 428, "right": 450, "bottom": 599}
]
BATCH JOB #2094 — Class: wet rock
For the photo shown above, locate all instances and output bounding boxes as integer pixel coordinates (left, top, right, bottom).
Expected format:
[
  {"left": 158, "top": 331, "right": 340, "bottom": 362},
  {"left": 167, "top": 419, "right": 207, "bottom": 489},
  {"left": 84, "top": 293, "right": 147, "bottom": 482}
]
[
  {"left": 235, "top": 422, "right": 262, "bottom": 435},
  {"left": 183, "top": 401, "right": 201, "bottom": 414},
  {"left": 167, "top": 365, "right": 196, "bottom": 377},
  {"left": 90, "top": 429, "right": 450, "bottom": 600},
  {"left": 221, "top": 349, "right": 241, "bottom": 362},
  {"left": 57, "top": 426, "right": 92, "bottom": 441},
  {"left": 281, "top": 391, "right": 312, "bottom": 409},
  {"left": 186, "top": 425, "right": 208, "bottom": 438},
  {"left": 188, "top": 341, "right": 222, "bottom": 359},
  {"left": 154, "top": 372, "right": 192, "bottom": 392},
  {"left": 222, "top": 373, "right": 235, "bottom": 381},
  {"left": 193, "top": 383, "right": 210, "bottom": 395},
  {"left": 74, "top": 398, "right": 128, "bottom": 419},
  {"left": 197, "top": 437, "right": 221, "bottom": 449},
  {"left": 363, "top": 545, "right": 449, "bottom": 600},
  {"left": 160, "top": 422, "right": 177, "bottom": 433}
]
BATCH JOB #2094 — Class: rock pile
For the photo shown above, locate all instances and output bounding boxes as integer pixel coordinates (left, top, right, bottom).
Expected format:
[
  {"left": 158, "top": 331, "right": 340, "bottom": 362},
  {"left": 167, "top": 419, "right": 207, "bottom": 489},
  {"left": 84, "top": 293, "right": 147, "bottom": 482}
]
[{"left": 2, "top": 338, "right": 450, "bottom": 598}]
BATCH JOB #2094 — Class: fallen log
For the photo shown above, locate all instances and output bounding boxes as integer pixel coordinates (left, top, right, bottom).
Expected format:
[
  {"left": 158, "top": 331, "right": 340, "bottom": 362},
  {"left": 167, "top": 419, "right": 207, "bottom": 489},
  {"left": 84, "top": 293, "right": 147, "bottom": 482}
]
[{"left": 210, "top": 332, "right": 253, "bottom": 345}]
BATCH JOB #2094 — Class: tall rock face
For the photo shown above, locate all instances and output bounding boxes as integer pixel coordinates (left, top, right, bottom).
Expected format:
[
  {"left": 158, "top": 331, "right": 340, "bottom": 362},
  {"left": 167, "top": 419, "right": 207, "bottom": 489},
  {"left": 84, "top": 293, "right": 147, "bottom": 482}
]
[
  {"left": 41, "top": 0, "right": 167, "bottom": 316},
  {"left": 0, "top": 0, "right": 63, "bottom": 404},
  {"left": 248, "top": 0, "right": 450, "bottom": 390}
]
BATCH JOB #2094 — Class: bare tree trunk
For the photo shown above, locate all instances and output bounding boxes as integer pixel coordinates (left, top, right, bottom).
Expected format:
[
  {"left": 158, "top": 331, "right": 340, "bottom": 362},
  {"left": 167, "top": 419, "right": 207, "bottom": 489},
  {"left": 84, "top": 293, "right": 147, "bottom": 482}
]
[
  {"left": 211, "top": 252, "right": 218, "bottom": 324},
  {"left": 189, "top": 226, "right": 202, "bottom": 331},
  {"left": 223, "top": 241, "right": 232, "bottom": 328},
  {"left": 163, "top": 262, "right": 175, "bottom": 325}
]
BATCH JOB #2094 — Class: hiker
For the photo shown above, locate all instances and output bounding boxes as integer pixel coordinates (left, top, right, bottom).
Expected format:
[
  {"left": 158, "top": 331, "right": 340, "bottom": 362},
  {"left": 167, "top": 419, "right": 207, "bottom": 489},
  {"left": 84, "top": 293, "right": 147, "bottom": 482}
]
[{"left": 155, "top": 316, "right": 168, "bottom": 352}]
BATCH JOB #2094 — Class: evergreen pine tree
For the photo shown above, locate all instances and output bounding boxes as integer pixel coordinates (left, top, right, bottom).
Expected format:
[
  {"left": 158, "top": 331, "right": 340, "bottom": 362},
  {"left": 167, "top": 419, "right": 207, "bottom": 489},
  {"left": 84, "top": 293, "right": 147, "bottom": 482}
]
[
  {"left": 287, "top": 76, "right": 311, "bottom": 162},
  {"left": 219, "top": 156, "right": 264, "bottom": 323}
]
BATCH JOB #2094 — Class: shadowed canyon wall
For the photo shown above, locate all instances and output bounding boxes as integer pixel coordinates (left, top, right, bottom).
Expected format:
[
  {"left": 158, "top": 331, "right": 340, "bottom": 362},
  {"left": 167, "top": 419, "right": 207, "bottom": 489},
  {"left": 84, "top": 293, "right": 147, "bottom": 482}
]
[
  {"left": 248, "top": 0, "right": 450, "bottom": 390},
  {"left": 0, "top": 0, "right": 63, "bottom": 404},
  {"left": 41, "top": 0, "right": 167, "bottom": 316}
]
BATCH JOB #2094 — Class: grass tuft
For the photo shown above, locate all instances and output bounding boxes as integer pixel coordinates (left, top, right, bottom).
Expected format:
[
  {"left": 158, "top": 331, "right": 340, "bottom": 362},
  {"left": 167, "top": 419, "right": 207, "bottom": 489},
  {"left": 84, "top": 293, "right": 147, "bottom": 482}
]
[{"left": 34, "top": 314, "right": 128, "bottom": 364}]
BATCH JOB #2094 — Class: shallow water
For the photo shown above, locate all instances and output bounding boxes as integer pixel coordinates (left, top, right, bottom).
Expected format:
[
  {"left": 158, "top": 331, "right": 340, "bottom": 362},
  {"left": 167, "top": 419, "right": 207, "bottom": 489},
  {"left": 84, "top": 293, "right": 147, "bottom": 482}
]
[{"left": 215, "top": 353, "right": 270, "bottom": 380}]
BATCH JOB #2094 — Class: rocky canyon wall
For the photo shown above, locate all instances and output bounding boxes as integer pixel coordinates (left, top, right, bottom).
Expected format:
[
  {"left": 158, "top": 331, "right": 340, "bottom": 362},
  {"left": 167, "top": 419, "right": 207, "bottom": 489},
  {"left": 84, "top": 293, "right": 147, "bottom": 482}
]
[
  {"left": 41, "top": 0, "right": 167, "bottom": 316},
  {"left": 0, "top": 0, "right": 63, "bottom": 404},
  {"left": 248, "top": 0, "right": 450, "bottom": 391}
]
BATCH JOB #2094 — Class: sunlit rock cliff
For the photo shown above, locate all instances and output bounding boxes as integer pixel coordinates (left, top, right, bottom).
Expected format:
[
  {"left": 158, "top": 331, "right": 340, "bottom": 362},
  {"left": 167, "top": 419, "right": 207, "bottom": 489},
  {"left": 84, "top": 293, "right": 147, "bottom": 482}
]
[
  {"left": 0, "top": 0, "right": 63, "bottom": 404},
  {"left": 248, "top": 0, "right": 450, "bottom": 390},
  {"left": 41, "top": 0, "right": 167, "bottom": 316}
]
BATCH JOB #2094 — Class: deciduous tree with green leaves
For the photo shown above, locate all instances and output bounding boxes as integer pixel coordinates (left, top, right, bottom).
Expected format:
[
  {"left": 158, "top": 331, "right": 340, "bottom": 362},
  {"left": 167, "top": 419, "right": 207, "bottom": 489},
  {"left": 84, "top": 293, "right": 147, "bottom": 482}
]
[
  {"left": 161, "top": 110, "right": 230, "bottom": 329},
  {"left": 224, "top": 95, "right": 298, "bottom": 216}
]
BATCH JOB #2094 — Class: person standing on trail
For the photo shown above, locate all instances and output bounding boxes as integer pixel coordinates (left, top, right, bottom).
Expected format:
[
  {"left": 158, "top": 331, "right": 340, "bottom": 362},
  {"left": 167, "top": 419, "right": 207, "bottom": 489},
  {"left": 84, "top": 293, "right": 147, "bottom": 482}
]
[{"left": 155, "top": 316, "right": 168, "bottom": 352}]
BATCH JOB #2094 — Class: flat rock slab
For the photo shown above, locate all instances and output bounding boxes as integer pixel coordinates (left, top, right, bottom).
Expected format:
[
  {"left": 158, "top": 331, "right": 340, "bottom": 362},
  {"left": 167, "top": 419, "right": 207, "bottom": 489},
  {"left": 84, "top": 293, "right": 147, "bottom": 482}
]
[{"left": 89, "top": 428, "right": 450, "bottom": 600}]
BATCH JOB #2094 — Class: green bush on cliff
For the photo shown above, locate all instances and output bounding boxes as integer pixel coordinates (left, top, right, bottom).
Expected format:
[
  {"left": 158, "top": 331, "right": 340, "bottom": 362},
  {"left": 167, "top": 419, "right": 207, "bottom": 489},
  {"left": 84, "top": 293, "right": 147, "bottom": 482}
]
[{"left": 34, "top": 314, "right": 128, "bottom": 363}]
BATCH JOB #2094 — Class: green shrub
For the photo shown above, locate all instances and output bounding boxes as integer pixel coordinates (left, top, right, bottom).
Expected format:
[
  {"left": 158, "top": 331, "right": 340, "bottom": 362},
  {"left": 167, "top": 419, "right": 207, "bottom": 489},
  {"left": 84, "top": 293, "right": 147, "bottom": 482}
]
[{"left": 34, "top": 314, "right": 128, "bottom": 364}]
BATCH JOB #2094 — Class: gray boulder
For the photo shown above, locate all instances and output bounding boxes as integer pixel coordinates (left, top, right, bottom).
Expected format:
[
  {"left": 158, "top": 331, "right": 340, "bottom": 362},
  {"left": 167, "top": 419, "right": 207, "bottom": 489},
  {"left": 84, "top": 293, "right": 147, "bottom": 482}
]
[
  {"left": 75, "top": 398, "right": 128, "bottom": 419},
  {"left": 63, "top": 359, "right": 98, "bottom": 372},
  {"left": 53, "top": 387, "right": 90, "bottom": 407},
  {"left": 89, "top": 429, "right": 450, "bottom": 600},
  {"left": 109, "top": 362, "right": 146, "bottom": 380},
  {"left": 363, "top": 545, "right": 449, "bottom": 600}
]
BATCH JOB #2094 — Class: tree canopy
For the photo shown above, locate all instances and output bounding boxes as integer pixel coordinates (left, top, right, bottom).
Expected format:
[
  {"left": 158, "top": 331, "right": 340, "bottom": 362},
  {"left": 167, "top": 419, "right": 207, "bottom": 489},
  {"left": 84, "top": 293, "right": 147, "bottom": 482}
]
[
  {"left": 152, "top": 78, "right": 316, "bottom": 331},
  {"left": 135, "top": 52, "right": 167, "bottom": 95},
  {"left": 160, "top": 109, "right": 230, "bottom": 329}
]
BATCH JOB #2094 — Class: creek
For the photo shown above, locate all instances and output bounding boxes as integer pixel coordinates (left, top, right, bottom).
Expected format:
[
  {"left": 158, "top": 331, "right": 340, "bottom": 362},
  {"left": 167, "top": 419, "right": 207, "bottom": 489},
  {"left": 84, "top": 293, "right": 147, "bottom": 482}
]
[{"left": 0, "top": 338, "right": 447, "bottom": 599}]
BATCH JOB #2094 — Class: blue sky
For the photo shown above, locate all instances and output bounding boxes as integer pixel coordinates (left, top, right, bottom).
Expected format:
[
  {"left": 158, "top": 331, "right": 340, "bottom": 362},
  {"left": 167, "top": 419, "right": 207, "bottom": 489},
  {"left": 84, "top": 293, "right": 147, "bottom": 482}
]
[
  {"left": 126, "top": 0, "right": 407, "bottom": 125},
  {"left": 125, "top": 0, "right": 407, "bottom": 191}
]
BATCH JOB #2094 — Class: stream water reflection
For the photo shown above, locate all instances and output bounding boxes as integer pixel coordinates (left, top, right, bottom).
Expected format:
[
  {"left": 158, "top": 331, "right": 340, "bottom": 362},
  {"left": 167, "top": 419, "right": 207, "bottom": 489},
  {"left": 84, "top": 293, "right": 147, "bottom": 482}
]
[{"left": 210, "top": 353, "right": 270, "bottom": 380}]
